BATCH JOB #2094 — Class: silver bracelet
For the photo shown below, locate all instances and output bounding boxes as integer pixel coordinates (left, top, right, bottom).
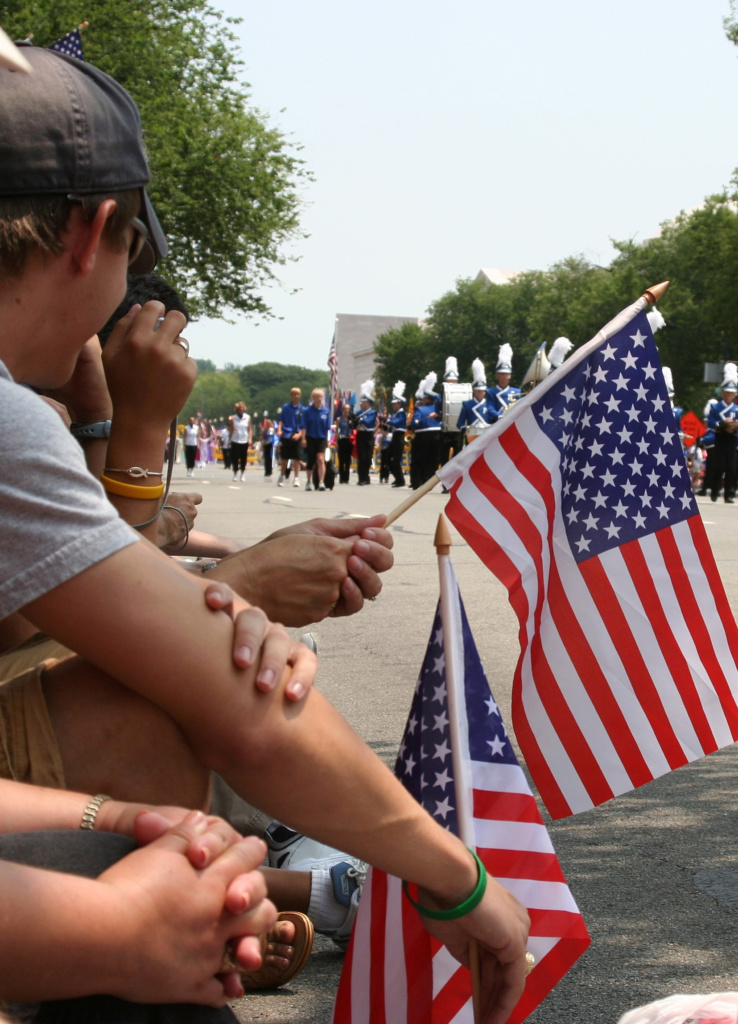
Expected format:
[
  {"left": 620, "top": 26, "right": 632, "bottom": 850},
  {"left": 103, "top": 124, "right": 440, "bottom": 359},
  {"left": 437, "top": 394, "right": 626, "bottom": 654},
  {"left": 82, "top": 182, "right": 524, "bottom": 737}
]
[
  {"left": 104, "top": 467, "right": 164, "bottom": 478},
  {"left": 199, "top": 560, "right": 219, "bottom": 574},
  {"left": 80, "top": 793, "right": 112, "bottom": 830}
]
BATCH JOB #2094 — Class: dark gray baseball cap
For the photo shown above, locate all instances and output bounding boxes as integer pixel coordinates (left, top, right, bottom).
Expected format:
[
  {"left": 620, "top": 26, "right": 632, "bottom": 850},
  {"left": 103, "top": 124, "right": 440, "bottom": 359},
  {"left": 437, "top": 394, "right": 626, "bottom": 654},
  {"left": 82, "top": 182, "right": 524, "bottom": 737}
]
[{"left": 0, "top": 44, "right": 167, "bottom": 273}]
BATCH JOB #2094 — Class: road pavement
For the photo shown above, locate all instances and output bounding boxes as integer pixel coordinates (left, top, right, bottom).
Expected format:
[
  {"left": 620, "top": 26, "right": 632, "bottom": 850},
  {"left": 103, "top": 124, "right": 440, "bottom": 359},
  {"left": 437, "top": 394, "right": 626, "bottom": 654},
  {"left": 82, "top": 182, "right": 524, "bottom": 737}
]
[{"left": 181, "top": 462, "right": 738, "bottom": 1023}]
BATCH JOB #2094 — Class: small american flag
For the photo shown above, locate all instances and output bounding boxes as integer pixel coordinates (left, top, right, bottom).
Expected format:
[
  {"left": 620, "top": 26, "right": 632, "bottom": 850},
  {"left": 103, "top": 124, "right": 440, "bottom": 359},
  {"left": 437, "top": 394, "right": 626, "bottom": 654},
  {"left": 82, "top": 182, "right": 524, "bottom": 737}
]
[
  {"left": 328, "top": 340, "right": 339, "bottom": 407},
  {"left": 333, "top": 567, "right": 589, "bottom": 1024},
  {"left": 438, "top": 298, "right": 738, "bottom": 819},
  {"left": 49, "top": 28, "right": 84, "bottom": 61}
]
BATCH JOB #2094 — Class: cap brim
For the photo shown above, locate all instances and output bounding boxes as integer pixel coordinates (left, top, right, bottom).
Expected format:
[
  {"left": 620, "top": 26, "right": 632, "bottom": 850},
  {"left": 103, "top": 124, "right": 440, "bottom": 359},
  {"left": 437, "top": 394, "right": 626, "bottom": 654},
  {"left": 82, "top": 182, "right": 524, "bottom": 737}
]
[
  {"left": 129, "top": 188, "right": 168, "bottom": 274},
  {"left": 0, "top": 27, "right": 32, "bottom": 72}
]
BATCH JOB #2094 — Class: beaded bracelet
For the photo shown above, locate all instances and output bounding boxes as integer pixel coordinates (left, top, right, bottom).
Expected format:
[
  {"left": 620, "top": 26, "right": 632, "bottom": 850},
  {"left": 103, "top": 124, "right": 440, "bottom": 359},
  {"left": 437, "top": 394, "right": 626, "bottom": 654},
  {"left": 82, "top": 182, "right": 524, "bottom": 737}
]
[
  {"left": 402, "top": 849, "right": 487, "bottom": 921},
  {"left": 101, "top": 474, "right": 165, "bottom": 500},
  {"left": 80, "top": 794, "right": 111, "bottom": 830}
]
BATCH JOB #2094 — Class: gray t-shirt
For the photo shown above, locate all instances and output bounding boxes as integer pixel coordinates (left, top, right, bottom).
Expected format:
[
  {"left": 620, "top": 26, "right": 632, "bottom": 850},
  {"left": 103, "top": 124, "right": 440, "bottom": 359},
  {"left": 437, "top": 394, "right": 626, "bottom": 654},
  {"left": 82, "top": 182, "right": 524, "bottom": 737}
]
[{"left": 0, "top": 361, "right": 138, "bottom": 619}]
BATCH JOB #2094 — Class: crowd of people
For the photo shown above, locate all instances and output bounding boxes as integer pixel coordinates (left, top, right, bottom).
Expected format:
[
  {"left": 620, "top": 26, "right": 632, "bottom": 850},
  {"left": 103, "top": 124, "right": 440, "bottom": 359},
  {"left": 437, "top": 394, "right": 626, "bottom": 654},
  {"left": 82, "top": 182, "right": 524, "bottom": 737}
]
[{"left": 0, "top": 34, "right": 532, "bottom": 1024}]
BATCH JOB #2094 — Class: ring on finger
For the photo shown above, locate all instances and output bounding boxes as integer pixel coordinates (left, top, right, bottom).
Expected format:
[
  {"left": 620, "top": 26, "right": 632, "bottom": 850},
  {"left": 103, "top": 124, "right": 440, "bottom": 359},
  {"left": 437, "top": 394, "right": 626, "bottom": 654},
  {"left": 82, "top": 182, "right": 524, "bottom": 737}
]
[
  {"left": 174, "top": 337, "right": 190, "bottom": 355},
  {"left": 525, "top": 952, "right": 535, "bottom": 976}
]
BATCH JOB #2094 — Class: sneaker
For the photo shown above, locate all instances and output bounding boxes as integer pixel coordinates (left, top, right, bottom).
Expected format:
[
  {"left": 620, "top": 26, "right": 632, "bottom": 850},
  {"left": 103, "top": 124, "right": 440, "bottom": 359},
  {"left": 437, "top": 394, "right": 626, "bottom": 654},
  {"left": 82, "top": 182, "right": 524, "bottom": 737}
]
[
  {"left": 239, "top": 473, "right": 245, "bottom": 482},
  {"left": 293, "top": 477, "right": 301, "bottom": 488},
  {"left": 277, "top": 475, "right": 285, "bottom": 487},
  {"left": 325, "top": 860, "right": 367, "bottom": 949},
  {"left": 305, "top": 481, "right": 313, "bottom": 491},
  {"left": 318, "top": 483, "right": 326, "bottom": 491},
  {"left": 265, "top": 823, "right": 341, "bottom": 871},
  {"left": 233, "top": 473, "right": 238, "bottom": 481}
]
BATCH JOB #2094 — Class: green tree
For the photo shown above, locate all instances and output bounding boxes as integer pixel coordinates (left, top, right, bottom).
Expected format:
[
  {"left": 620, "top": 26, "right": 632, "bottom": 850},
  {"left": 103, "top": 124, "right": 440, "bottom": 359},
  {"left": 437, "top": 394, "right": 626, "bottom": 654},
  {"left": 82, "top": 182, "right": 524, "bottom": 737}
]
[
  {"left": 373, "top": 322, "right": 438, "bottom": 395},
  {"left": 237, "top": 362, "right": 329, "bottom": 420},
  {"left": 1, "top": 0, "right": 310, "bottom": 320}
]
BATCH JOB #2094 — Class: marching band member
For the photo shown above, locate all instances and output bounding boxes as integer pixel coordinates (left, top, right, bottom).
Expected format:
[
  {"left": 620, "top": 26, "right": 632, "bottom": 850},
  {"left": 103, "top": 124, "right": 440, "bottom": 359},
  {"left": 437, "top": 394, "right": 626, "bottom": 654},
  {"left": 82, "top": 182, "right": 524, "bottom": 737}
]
[
  {"left": 409, "top": 372, "right": 441, "bottom": 489},
  {"left": 706, "top": 366, "right": 738, "bottom": 503},
  {"left": 355, "top": 380, "right": 377, "bottom": 486},
  {"left": 439, "top": 356, "right": 464, "bottom": 469},
  {"left": 486, "top": 343, "right": 521, "bottom": 416},
  {"left": 388, "top": 381, "right": 408, "bottom": 488},
  {"left": 457, "top": 359, "right": 498, "bottom": 439}
]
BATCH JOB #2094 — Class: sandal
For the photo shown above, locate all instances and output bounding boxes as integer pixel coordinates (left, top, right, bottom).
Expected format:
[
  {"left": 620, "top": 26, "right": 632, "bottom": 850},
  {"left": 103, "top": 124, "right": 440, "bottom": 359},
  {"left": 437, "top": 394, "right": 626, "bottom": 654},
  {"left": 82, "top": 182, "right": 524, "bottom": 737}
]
[{"left": 241, "top": 911, "right": 314, "bottom": 990}]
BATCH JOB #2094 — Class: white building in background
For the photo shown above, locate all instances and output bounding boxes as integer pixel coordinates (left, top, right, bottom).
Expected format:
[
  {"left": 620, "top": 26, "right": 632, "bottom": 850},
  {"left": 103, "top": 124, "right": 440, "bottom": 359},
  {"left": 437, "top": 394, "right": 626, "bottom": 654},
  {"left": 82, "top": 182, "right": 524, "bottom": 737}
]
[
  {"left": 332, "top": 313, "right": 420, "bottom": 398},
  {"left": 332, "top": 270, "right": 517, "bottom": 397}
]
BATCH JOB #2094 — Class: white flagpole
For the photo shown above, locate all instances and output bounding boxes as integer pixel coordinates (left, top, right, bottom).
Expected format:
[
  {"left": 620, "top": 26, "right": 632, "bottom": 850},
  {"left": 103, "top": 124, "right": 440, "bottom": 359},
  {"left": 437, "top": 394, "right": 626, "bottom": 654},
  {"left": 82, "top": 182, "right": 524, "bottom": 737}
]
[{"left": 434, "top": 513, "right": 481, "bottom": 1024}]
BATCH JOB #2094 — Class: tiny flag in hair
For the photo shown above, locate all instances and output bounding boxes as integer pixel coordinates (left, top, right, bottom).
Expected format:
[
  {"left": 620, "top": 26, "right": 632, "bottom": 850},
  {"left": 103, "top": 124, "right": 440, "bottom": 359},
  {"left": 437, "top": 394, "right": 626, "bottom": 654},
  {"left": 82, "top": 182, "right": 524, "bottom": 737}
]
[{"left": 49, "top": 28, "right": 84, "bottom": 61}]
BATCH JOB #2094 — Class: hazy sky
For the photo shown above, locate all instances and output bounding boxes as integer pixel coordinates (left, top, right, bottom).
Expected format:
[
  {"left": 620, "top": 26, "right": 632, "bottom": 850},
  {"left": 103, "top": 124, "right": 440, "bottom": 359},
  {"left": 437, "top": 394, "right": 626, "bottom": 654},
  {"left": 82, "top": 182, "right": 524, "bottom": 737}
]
[{"left": 192, "top": 0, "right": 738, "bottom": 371}]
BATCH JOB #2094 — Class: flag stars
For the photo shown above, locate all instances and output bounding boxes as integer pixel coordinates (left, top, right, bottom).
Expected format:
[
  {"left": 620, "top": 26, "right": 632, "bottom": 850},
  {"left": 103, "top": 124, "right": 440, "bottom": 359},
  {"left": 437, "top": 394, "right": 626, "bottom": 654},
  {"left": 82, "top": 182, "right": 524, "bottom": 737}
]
[
  {"left": 433, "top": 711, "right": 449, "bottom": 732},
  {"left": 434, "top": 740, "right": 451, "bottom": 761},
  {"left": 612, "top": 373, "right": 630, "bottom": 391},
  {"left": 576, "top": 536, "right": 591, "bottom": 553},
  {"left": 539, "top": 407, "right": 554, "bottom": 423},
  {"left": 404, "top": 754, "right": 416, "bottom": 775},
  {"left": 487, "top": 736, "right": 506, "bottom": 757},
  {"left": 630, "top": 329, "right": 647, "bottom": 347},
  {"left": 640, "top": 493, "right": 653, "bottom": 508},
  {"left": 592, "top": 491, "right": 608, "bottom": 509},
  {"left": 586, "top": 390, "right": 600, "bottom": 406},
  {"left": 581, "top": 463, "right": 596, "bottom": 479},
  {"left": 610, "top": 449, "right": 625, "bottom": 466},
  {"left": 634, "top": 383, "right": 649, "bottom": 402},
  {"left": 435, "top": 796, "right": 454, "bottom": 820},
  {"left": 485, "top": 695, "right": 500, "bottom": 716},
  {"left": 612, "top": 499, "right": 628, "bottom": 518},
  {"left": 621, "top": 351, "right": 638, "bottom": 370},
  {"left": 573, "top": 483, "right": 587, "bottom": 501},
  {"left": 633, "top": 511, "right": 646, "bottom": 528},
  {"left": 653, "top": 449, "right": 668, "bottom": 466},
  {"left": 604, "top": 522, "right": 621, "bottom": 539},
  {"left": 433, "top": 684, "right": 446, "bottom": 704},
  {"left": 643, "top": 363, "right": 657, "bottom": 380},
  {"left": 622, "top": 480, "right": 637, "bottom": 497},
  {"left": 646, "top": 469, "right": 660, "bottom": 487},
  {"left": 656, "top": 502, "right": 670, "bottom": 518},
  {"left": 433, "top": 655, "right": 445, "bottom": 675},
  {"left": 593, "top": 367, "right": 608, "bottom": 384},
  {"left": 604, "top": 395, "right": 621, "bottom": 413},
  {"left": 583, "top": 512, "right": 599, "bottom": 531},
  {"left": 625, "top": 406, "right": 640, "bottom": 423},
  {"left": 434, "top": 768, "right": 453, "bottom": 791},
  {"left": 562, "top": 384, "right": 577, "bottom": 401},
  {"left": 596, "top": 417, "right": 613, "bottom": 434},
  {"left": 643, "top": 416, "right": 658, "bottom": 433},
  {"left": 630, "top": 459, "right": 643, "bottom": 476},
  {"left": 601, "top": 468, "right": 616, "bottom": 487},
  {"left": 601, "top": 342, "right": 617, "bottom": 361}
]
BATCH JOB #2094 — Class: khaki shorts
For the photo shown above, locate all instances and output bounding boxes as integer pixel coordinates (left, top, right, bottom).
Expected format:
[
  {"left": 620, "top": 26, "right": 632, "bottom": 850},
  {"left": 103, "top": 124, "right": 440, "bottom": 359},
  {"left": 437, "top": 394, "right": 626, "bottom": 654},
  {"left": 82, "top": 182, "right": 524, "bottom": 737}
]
[{"left": 0, "top": 638, "right": 71, "bottom": 788}]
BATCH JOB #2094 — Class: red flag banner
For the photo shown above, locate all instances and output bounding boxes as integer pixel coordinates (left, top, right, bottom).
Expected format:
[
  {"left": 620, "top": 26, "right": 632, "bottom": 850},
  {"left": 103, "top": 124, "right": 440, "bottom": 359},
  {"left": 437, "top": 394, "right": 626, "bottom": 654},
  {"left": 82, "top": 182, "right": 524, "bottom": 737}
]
[
  {"left": 438, "top": 298, "right": 738, "bottom": 819},
  {"left": 333, "top": 567, "right": 589, "bottom": 1023}
]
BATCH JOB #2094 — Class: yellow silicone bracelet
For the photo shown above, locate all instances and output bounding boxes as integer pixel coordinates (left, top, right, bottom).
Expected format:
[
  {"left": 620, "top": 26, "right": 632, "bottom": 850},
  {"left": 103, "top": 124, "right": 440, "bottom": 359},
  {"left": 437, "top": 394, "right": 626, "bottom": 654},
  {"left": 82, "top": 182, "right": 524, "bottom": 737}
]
[{"left": 101, "top": 474, "right": 165, "bottom": 500}]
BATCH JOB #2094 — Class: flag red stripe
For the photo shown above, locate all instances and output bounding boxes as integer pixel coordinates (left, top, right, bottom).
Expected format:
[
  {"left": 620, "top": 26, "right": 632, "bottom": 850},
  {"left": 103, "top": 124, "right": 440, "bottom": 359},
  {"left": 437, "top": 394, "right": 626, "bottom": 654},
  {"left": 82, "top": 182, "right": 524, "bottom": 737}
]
[
  {"left": 446, "top": 487, "right": 572, "bottom": 818},
  {"left": 527, "top": 907, "right": 592, "bottom": 937},
  {"left": 433, "top": 965, "right": 472, "bottom": 1022},
  {"left": 479, "top": 847, "right": 568, "bottom": 883},
  {"left": 621, "top": 538, "right": 717, "bottom": 756},
  {"left": 674, "top": 522, "right": 738, "bottom": 738},
  {"left": 579, "top": 552, "right": 687, "bottom": 769},
  {"left": 402, "top": 885, "right": 433, "bottom": 1024},
  {"left": 472, "top": 789, "right": 543, "bottom": 823},
  {"left": 469, "top": 437, "right": 616, "bottom": 806},
  {"left": 547, "top": 556, "right": 654, "bottom": 788},
  {"left": 689, "top": 517, "right": 738, "bottom": 647},
  {"left": 508, "top": 937, "right": 591, "bottom": 1024},
  {"left": 368, "top": 868, "right": 388, "bottom": 1024}
]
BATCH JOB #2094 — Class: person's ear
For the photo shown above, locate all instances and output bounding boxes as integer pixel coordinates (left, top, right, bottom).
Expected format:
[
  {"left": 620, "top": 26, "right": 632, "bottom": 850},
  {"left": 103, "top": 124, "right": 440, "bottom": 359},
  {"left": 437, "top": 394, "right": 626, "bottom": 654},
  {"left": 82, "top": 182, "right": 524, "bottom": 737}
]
[{"left": 68, "top": 199, "right": 118, "bottom": 276}]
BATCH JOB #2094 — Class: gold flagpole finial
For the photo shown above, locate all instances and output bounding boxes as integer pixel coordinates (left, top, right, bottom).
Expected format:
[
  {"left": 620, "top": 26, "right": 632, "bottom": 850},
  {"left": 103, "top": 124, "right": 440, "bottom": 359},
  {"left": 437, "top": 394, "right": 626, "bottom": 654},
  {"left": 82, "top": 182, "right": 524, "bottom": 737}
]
[{"left": 642, "top": 281, "right": 669, "bottom": 304}]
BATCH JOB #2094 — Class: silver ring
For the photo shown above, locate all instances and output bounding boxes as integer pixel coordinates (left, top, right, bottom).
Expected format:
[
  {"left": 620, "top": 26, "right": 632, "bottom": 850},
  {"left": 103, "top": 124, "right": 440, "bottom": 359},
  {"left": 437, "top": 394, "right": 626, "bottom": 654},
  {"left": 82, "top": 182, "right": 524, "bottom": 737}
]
[{"left": 174, "top": 338, "right": 190, "bottom": 355}]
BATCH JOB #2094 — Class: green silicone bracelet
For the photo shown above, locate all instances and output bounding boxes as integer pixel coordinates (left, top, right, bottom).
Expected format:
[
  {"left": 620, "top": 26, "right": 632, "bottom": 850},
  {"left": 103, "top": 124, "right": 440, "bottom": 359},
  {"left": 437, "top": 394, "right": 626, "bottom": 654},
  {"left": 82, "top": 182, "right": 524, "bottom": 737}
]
[{"left": 402, "top": 849, "right": 487, "bottom": 921}]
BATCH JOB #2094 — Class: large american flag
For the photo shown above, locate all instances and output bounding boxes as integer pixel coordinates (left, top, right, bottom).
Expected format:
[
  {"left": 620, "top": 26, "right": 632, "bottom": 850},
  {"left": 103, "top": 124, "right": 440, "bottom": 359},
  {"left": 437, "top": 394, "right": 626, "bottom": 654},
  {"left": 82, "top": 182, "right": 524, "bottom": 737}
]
[
  {"left": 438, "top": 298, "right": 738, "bottom": 819},
  {"left": 333, "top": 567, "right": 589, "bottom": 1024},
  {"left": 328, "top": 340, "right": 339, "bottom": 409}
]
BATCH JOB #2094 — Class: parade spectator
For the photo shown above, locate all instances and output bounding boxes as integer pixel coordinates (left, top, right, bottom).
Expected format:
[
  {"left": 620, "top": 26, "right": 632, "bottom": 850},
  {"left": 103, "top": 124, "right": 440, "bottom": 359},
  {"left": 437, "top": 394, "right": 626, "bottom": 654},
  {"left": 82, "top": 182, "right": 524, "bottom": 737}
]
[
  {"left": 0, "top": 44, "right": 531, "bottom": 1017},
  {"left": 303, "top": 388, "right": 330, "bottom": 491},
  {"left": 355, "top": 381, "right": 376, "bottom": 486},
  {"left": 229, "top": 401, "right": 252, "bottom": 483},
  {"left": 335, "top": 403, "right": 354, "bottom": 484},
  {"left": 278, "top": 388, "right": 304, "bottom": 488},
  {"left": 184, "top": 415, "right": 199, "bottom": 477}
]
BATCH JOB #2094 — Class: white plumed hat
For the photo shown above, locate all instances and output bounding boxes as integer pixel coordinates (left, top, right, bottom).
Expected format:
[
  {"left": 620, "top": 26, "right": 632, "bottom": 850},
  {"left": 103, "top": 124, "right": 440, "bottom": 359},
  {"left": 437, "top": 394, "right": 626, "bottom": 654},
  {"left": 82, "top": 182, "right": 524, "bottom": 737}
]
[
  {"left": 444, "top": 356, "right": 459, "bottom": 381},
  {"left": 662, "top": 366, "right": 674, "bottom": 396},
  {"left": 647, "top": 308, "right": 666, "bottom": 334},
  {"left": 496, "top": 344, "right": 513, "bottom": 373},
  {"left": 360, "top": 379, "right": 375, "bottom": 402},
  {"left": 392, "top": 380, "right": 406, "bottom": 402},
  {"left": 548, "top": 337, "right": 573, "bottom": 369},
  {"left": 471, "top": 358, "right": 487, "bottom": 389},
  {"left": 417, "top": 371, "right": 438, "bottom": 398},
  {"left": 721, "top": 363, "right": 738, "bottom": 392}
]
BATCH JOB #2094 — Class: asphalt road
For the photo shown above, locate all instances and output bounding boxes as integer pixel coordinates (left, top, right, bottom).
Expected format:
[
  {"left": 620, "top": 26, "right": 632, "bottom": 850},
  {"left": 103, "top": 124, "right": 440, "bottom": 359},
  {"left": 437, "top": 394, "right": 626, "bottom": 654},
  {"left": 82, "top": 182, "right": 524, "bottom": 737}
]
[{"left": 181, "top": 461, "right": 738, "bottom": 1024}]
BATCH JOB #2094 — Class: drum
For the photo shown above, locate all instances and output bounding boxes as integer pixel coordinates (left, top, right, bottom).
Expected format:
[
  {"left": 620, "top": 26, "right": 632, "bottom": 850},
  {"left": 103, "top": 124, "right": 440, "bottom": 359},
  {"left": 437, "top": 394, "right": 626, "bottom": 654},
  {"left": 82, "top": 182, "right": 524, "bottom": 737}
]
[
  {"left": 442, "top": 382, "right": 472, "bottom": 431},
  {"left": 466, "top": 421, "right": 491, "bottom": 442}
]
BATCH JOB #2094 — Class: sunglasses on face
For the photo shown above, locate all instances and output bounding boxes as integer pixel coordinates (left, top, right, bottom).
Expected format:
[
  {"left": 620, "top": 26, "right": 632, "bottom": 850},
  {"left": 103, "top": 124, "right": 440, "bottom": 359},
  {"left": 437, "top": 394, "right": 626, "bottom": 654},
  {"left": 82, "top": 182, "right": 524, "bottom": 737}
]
[{"left": 66, "top": 195, "right": 149, "bottom": 267}]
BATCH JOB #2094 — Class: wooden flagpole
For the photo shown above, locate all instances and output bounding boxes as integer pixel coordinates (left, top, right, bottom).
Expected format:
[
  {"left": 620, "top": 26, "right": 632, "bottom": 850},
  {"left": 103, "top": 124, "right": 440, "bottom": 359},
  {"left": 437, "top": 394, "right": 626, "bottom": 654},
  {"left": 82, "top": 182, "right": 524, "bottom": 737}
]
[
  {"left": 385, "top": 281, "right": 670, "bottom": 528},
  {"left": 434, "top": 514, "right": 481, "bottom": 1024}
]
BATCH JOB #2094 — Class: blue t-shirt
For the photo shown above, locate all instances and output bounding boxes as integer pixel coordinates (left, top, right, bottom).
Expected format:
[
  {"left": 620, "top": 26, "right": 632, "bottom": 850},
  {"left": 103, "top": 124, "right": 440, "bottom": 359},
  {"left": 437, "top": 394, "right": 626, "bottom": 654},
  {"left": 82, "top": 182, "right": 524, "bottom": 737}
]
[
  {"left": 279, "top": 402, "right": 303, "bottom": 438},
  {"left": 303, "top": 404, "right": 330, "bottom": 439}
]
